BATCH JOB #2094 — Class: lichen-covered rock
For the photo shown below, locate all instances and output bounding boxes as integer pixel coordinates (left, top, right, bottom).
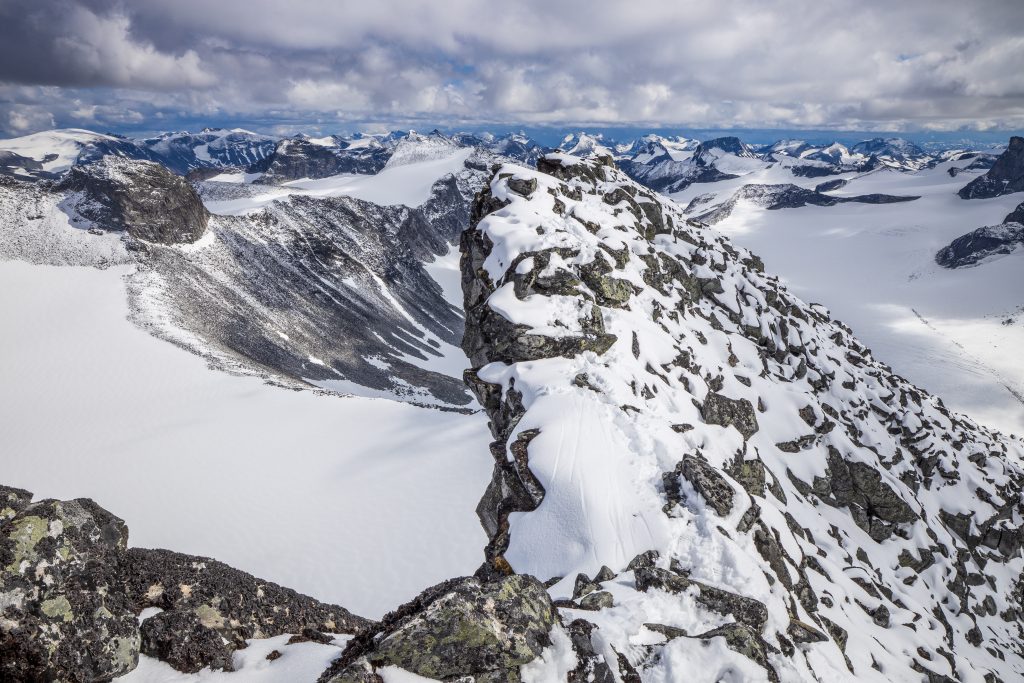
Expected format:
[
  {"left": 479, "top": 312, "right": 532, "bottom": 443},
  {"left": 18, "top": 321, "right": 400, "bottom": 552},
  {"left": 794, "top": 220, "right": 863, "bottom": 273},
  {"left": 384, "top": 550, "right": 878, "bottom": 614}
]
[
  {"left": 0, "top": 486, "right": 369, "bottom": 680},
  {"left": 123, "top": 547, "right": 369, "bottom": 653},
  {"left": 57, "top": 156, "right": 209, "bottom": 244},
  {"left": 0, "top": 485, "right": 31, "bottom": 522},
  {"left": 320, "top": 574, "right": 556, "bottom": 683},
  {"left": 0, "top": 496, "right": 140, "bottom": 682},
  {"left": 140, "top": 610, "right": 234, "bottom": 673}
]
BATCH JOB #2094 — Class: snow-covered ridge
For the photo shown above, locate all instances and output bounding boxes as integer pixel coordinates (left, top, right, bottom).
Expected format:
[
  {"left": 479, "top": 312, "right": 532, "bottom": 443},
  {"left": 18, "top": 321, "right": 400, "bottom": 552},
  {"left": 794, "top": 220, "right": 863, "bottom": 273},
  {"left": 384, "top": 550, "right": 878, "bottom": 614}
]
[{"left": 462, "top": 154, "right": 1024, "bottom": 681}]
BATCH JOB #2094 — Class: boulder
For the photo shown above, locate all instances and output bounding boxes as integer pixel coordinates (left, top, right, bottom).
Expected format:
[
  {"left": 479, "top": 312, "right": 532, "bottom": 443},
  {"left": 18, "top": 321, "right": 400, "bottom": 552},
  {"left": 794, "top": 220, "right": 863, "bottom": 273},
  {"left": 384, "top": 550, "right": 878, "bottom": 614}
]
[
  {"left": 321, "top": 574, "right": 556, "bottom": 683},
  {"left": 0, "top": 485, "right": 368, "bottom": 680},
  {"left": 702, "top": 392, "right": 759, "bottom": 439},
  {"left": 123, "top": 547, "right": 369, "bottom": 651},
  {"left": 0, "top": 497, "right": 140, "bottom": 682}
]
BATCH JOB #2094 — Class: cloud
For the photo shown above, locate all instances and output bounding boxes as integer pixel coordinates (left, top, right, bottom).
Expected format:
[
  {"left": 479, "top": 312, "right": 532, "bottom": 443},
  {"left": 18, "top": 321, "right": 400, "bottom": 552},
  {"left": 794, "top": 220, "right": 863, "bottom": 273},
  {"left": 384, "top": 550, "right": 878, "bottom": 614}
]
[{"left": 0, "top": 0, "right": 1022, "bottom": 136}]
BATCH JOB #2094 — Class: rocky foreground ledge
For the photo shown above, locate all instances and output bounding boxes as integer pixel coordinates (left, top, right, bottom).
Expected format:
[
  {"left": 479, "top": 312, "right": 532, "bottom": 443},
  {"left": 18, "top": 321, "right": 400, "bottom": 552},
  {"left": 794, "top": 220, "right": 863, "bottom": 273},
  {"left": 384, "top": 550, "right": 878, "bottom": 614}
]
[
  {"left": 1, "top": 483, "right": 574, "bottom": 682},
  {"left": 0, "top": 484, "right": 368, "bottom": 680}
]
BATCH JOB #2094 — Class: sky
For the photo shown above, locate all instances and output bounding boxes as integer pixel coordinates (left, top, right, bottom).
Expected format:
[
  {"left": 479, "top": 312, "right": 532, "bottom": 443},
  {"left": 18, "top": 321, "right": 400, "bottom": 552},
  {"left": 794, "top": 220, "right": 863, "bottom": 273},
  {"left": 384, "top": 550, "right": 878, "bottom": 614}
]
[{"left": 1, "top": 0, "right": 1023, "bottom": 138}]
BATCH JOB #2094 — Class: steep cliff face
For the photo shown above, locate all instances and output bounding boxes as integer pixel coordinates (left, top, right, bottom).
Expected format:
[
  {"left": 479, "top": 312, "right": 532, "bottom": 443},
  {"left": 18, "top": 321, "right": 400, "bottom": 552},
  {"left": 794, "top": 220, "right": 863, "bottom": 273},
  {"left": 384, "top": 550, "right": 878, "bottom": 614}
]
[
  {"left": 959, "top": 136, "right": 1024, "bottom": 199},
  {"left": 462, "top": 154, "right": 1024, "bottom": 681}
]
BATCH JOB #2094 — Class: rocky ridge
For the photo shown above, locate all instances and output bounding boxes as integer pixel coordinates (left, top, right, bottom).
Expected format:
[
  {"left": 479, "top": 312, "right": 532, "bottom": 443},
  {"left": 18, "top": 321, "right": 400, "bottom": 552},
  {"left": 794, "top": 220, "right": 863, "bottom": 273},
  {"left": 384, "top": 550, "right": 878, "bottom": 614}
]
[
  {"left": 460, "top": 153, "right": 1024, "bottom": 681},
  {"left": 687, "top": 183, "right": 919, "bottom": 225},
  {"left": 936, "top": 200, "right": 1024, "bottom": 268},
  {"left": 959, "top": 137, "right": 1024, "bottom": 199}
]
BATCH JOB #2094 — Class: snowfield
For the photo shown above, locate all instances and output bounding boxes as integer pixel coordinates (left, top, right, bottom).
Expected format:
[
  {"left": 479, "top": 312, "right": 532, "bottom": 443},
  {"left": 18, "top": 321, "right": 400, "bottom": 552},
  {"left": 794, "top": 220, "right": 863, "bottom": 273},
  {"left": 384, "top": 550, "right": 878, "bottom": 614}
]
[
  {"left": 0, "top": 259, "right": 492, "bottom": 620},
  {"left": 203, "top": 147, "right": 474, "bottom": 215}
]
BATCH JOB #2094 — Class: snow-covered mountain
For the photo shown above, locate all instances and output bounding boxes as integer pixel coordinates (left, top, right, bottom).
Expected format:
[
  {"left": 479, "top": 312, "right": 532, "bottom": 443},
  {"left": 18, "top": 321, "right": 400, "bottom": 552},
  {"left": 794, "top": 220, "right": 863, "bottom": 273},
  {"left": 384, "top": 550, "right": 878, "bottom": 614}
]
[
  {"left": 140, "top": 128, "right": 277, "bottom": 175},
  {"left": 0, "top": 128, "right": 164, "bottom": 180},
  {"left": 459, "top": 154, "right": 1024, "bottom": 682},
  {"left": 2, "top": 126, "right": 1024, "bottom": 682},
  {"left": 0, "top": 137, "right": 502, "bottom": 408},
  {"left": 959, "top": 136, "right": 1024, "bottom": 199}
]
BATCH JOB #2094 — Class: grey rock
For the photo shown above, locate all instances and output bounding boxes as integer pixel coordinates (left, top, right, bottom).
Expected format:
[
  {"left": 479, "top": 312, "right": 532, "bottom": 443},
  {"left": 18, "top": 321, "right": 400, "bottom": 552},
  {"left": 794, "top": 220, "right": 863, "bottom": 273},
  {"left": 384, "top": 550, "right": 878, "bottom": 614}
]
[
  {"left": 320, "top": 574, "right": 555, "bottom": 683},
  {"left": 702, "top": 392, "right": 759, "bottom": 439},
  {"left": 959, "top": 136, "right": 1024, "bottom": 199},
  {"left": 634, "top": 567, "right": 768, "bottom": 630},
  {"left": 57, "top": 156, "right": 209, "bottom": 244},
  {"left": 935, "top": 222, "right": 1024, "bottom": 268},
  {"left": 578, "top": 591, "right": 615, "bottom": 611}
]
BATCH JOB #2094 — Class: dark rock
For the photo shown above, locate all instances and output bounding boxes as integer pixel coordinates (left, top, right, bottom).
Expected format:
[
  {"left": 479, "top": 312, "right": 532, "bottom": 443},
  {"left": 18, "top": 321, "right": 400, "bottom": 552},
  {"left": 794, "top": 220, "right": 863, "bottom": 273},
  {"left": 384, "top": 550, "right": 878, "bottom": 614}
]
[
  {"left": 702, "top": 392, "right": 759, "bottom": 439},
  {"left": 0, "top": 496, "right": 140, "bottom": 682},
  {"left": 123, "top": 547, "right": 368, "bottom": 653},
  {"left": 507, "top": 176, "right": 538, "bottom": 197},
  {"left": 634, "top": 567, "right": 768, "bottom": 630},
  {"left": 696, "top": 623, "right": 778, "bottom": 682},
  {"left": 140, "top": 610, "right": 234, "bottom": 673},
  {"left": 57, "top": 156, "right": 209, "bottom": 244},
  {"left": 320, "top": 574, "right": 555, "bottom": 682},
  {"left": 565, "top": 620, "right": 616, "bottom": 683},
  {"left": 959, "top": 137, "right": 1024, "bottom": 199},
  {"left": 935, "top": 222, "right": 1024, "bottom": 268},
  {"left": 677, "top": 453, "right": 735, "bottom": 517},
  {"left": 787, "top": 619, "right": 828, "bottom": 643},
  {"left": 814, "top": 179, "right": 848, "bottom": 193}
]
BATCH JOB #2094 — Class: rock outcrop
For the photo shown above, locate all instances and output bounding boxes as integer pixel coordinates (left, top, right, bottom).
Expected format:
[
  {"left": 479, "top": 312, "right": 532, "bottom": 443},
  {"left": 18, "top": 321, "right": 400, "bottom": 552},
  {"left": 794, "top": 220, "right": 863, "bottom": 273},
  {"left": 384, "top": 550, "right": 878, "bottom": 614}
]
[
  {"left": 255, "top": 135, "right": 391, "bottom": 184},
  {"left": 936, "top": 200, "right": 1024, "bottom": 268},
  {"left": 692, "top": 183, "right": 919, "bottom": 225},
  {"left": 320, "top": 574, "right": 556, "bottom": 683},
  {"left": 460, "top": 154, "right": 1024, "bottom": 682},
  {"left": 959, "top": 136, "right": 1024, "bottom": 199},
  {"left": 0, "top": 486, "right": 368, "bottom": 681},
  {"left": 57, "top": 156, "right": 209, "bottom": 244}
]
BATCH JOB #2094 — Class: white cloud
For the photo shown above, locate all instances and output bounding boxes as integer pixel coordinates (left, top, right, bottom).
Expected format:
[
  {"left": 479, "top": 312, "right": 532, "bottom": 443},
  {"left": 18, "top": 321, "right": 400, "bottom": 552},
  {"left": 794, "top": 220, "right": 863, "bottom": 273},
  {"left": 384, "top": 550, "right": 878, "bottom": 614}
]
[{"left": 0, "top": 0, "right": 1022, "bottom": 134}]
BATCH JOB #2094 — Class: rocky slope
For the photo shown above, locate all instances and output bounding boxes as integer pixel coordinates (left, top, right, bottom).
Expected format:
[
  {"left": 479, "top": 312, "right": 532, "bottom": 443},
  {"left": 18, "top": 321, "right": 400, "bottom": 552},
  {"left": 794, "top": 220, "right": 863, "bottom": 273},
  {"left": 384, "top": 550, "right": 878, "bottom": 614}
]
[
  {"left": 460, "top": 153, "right": 1024, "bottom": 682},
  {"left": 0, "top": 148, "right": 492, "bottom": 407},
  {"left": 959, "top": 137, "right": 1024, "bottom": 199},
  {"left": 936, "top": 201, "right": 1024, "bottom": 268}
]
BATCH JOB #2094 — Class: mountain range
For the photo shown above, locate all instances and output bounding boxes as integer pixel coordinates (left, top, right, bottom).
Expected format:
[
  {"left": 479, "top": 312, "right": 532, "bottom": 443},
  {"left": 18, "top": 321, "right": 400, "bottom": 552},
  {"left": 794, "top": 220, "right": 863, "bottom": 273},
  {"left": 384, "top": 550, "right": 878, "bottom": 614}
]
[{"left": 1, "top": 125, "right": 1023, "bottom": 682}]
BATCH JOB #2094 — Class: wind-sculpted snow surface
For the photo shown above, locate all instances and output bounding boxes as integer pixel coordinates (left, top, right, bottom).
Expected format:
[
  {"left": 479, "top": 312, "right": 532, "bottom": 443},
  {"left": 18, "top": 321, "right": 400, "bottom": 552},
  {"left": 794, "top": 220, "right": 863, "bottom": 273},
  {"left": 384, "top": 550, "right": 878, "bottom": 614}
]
[{"left": 462, "top": 154, "right": 1024, "bottom": 682}]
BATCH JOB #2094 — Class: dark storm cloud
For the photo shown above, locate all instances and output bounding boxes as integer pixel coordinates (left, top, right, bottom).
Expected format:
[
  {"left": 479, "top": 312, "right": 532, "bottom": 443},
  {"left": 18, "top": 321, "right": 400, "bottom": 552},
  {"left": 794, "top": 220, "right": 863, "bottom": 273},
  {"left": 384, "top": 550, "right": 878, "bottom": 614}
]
[{"left": 1, "top": 0, "right": 1023, "bottom": 135}]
